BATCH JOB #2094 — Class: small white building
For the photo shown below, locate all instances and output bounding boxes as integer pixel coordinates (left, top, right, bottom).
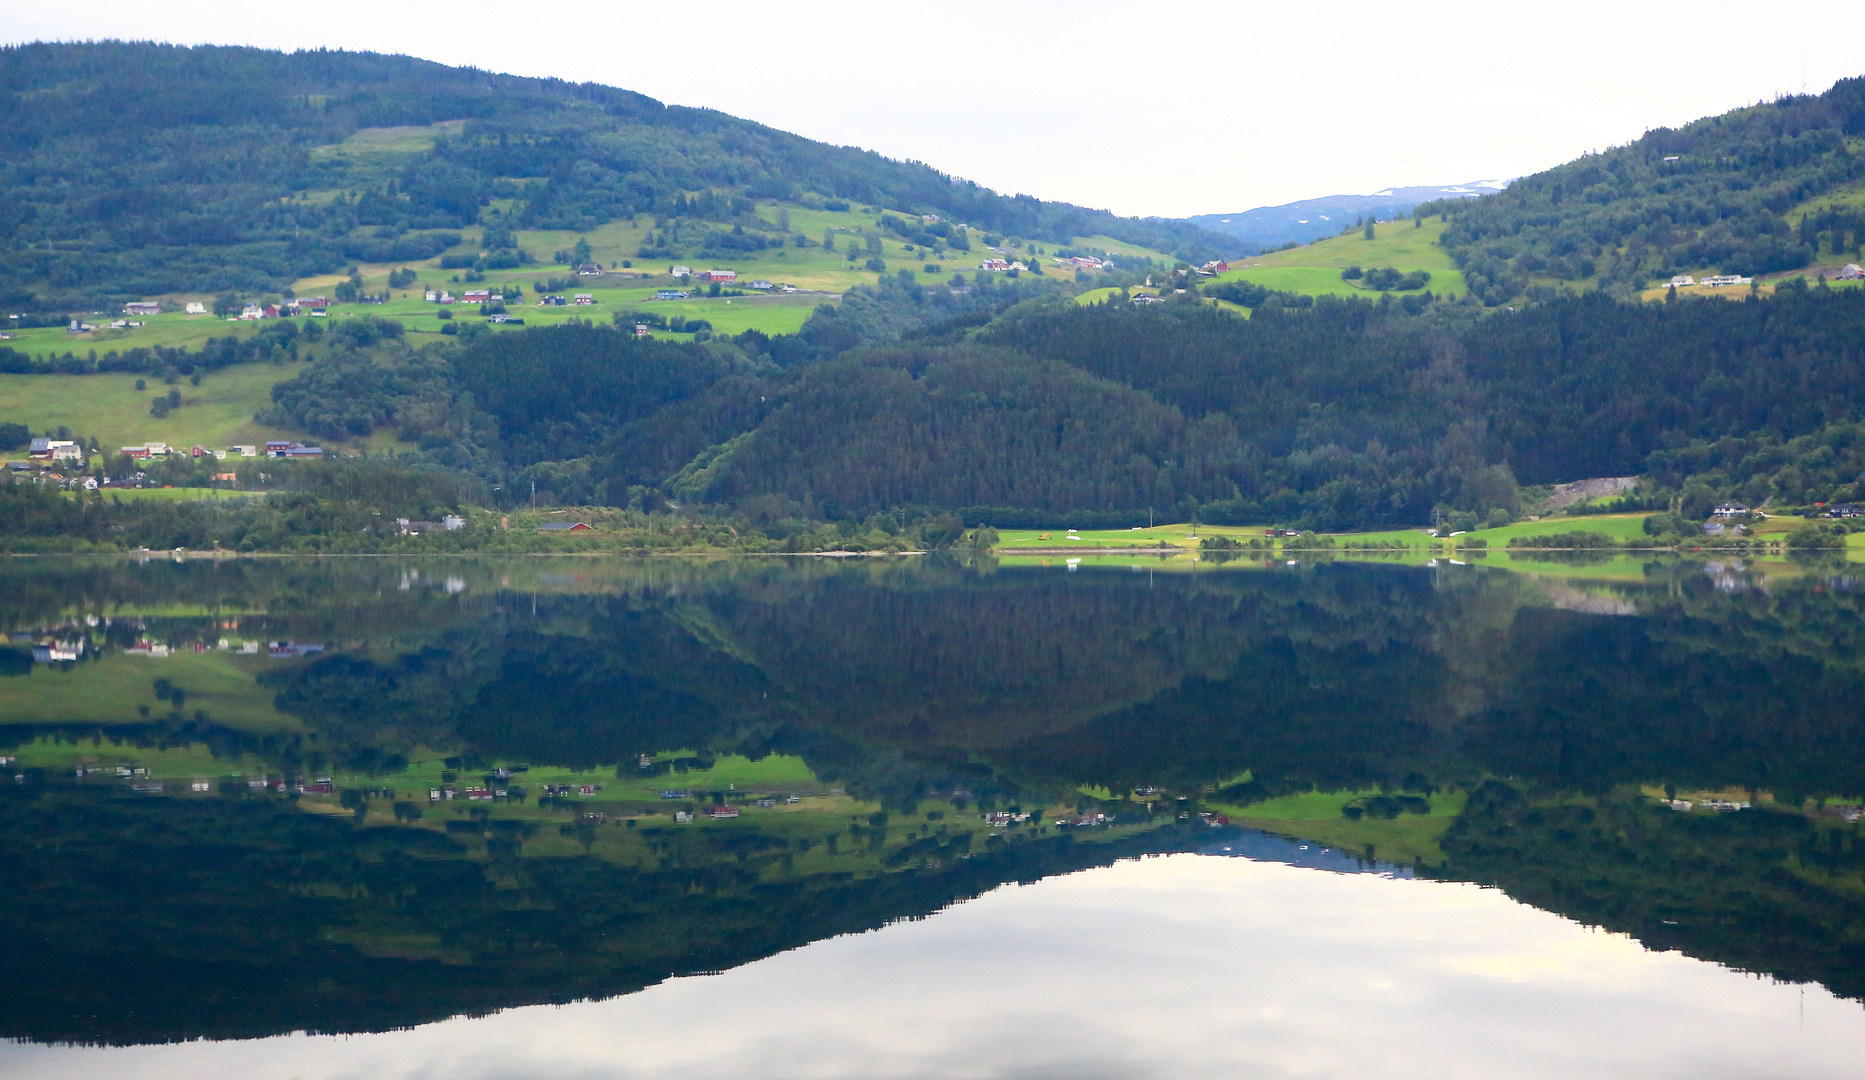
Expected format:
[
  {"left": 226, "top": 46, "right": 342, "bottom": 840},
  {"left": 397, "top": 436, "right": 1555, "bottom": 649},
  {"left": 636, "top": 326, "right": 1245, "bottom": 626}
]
[
  {"left": 1669, "top": 275, "right": 1695, "bottom": 287},
  {"left": 185, "top": 302, "right": 207, "bottom": 315}
]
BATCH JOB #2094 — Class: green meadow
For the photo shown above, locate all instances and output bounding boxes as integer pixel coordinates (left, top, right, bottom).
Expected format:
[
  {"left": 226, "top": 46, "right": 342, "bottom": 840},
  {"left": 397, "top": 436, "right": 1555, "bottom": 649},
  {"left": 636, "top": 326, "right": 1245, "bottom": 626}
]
[
  {"left": 0, "top": 362, "right": 300, "bottom": 453},
  {"left": 1211, "top": 218, "right": 1470, "bottom": 300}
]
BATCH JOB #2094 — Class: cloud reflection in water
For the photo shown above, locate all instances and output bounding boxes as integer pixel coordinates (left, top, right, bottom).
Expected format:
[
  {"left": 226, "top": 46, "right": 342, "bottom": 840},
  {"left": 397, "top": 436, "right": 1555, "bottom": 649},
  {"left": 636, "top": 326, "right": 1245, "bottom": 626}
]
[{"left": 4, "top": 852, "right": 1860, "bottom": 1080}]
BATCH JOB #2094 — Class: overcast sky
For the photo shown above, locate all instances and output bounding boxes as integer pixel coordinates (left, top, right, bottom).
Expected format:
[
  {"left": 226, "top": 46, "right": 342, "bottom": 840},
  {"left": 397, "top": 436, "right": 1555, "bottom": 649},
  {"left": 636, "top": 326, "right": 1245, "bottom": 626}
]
[{"left": 6, "top": 0, "right": 1865, "bottom": 218}]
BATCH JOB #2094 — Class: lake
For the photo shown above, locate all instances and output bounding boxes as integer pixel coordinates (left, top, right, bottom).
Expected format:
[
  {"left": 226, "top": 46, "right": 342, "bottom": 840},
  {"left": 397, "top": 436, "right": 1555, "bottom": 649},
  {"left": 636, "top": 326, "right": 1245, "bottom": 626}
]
[{"left": 1, "top": 553, "right": 1862, "bottom": 1078}]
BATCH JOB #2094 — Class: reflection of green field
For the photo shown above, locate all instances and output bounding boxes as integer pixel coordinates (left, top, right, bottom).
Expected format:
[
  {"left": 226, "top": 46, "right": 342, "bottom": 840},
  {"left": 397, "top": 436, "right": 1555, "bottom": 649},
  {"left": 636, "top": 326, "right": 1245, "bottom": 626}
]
[
  {"left": 1210, "top": 787, "right": 1467, "bottom": 868},
  {"left": 9, "top": 734, "right": 273, "bottom": 779},
  {"left": 0, "top": 651, "right": 297, "bottom": 731}
]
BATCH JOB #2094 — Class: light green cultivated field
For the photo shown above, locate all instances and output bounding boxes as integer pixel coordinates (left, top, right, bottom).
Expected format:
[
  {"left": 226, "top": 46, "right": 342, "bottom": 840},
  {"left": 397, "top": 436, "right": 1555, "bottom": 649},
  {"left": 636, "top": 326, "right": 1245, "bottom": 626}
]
[
  {"left": 98, "top": 486, "right": 261, "bottom": 502},
  {"left": 0, "top": 362, "right": 300, "bottom": 453},
  {"left": 1212, "top": 218, "right": 1469, "bottom": 299},
  {"left": 6, "top": 120, "right": 1180, "bottom": 356},
  {"left": 3, "top": 314, "right": 268, "bottom": 359}
]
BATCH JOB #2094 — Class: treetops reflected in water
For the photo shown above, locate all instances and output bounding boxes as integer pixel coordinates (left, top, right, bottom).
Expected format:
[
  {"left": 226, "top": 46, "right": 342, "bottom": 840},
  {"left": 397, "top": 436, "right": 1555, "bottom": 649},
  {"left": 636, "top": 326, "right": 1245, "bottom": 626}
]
[{"left": 1, "top": 555, "right": 1863, "bottom": 1044}]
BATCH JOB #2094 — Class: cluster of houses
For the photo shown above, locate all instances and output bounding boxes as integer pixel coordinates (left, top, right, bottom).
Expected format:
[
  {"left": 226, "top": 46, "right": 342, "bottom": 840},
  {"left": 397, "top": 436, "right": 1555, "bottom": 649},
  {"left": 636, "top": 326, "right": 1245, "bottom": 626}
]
[
  {"left": 118, "top": 637, "right": 319, "bottom": 659},
  {"left": 1669, "top": 274, "right": 1754, "bottom": 288},
  {"left": 1195, "top": 260, "right": 1231, "bottom": 276},
  {"left": 664, "top": 266, "right": 737, "bottom": 282},
  {"left": 109, "top": 440, "right": 321, "bottom": 462},
  {"left": 978, "top": 258, "right": 1028, "bottom": 273},
  {"left": 27, "top": 437, "right": 84, "bottom": 464},
  {"left": 395, "top": 516, "right": 466, "bottom": 536},
  {"left": 234, "top": 298, "right": 328, "bottom": 320}
]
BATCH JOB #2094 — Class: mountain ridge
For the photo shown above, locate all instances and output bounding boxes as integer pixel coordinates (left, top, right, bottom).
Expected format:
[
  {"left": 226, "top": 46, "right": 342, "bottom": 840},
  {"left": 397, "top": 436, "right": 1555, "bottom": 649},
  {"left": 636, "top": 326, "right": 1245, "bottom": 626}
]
[
  {"left": 0, "top": 41, "right": 1242, "bottom": 310},
  {"left": 1184, "top": 181, "right": 1511, "bottom": 251}
]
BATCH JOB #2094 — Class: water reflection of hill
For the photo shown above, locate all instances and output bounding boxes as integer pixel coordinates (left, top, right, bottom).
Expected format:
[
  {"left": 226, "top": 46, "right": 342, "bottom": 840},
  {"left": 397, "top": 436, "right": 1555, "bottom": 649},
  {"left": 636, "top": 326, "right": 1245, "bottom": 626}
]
[
  {"left": 0, "top": 784, "right": 1196, "bottom": 1045},
  {"left": 4, "top": 557, "right": 1865, "bottom": 1041}
]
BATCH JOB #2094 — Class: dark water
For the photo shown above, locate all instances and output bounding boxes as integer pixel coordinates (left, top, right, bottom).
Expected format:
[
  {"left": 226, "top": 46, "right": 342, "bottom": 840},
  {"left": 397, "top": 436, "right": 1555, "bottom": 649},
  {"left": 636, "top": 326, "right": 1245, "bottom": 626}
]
[{"left": 1, "top": 555, "right": 1863, "bottom": 1078}]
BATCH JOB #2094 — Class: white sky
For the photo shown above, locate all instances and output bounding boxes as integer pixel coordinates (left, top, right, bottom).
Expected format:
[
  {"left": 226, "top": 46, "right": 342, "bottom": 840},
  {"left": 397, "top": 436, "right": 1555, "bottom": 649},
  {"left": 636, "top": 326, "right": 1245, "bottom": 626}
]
[
  {"left": 5, "top": 0, "right": 1865, "bottom": 217},
  {"left": 5, "top": 855, "right": 1861, "bottom": 1078}
]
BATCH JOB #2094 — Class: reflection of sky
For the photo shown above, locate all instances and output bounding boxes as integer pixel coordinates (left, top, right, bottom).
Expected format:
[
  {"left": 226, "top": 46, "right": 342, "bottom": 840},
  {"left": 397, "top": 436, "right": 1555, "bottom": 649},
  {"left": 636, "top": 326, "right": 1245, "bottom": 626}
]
[{"left": 8, "top": 854, "right": 1862, "bottom": 1079}]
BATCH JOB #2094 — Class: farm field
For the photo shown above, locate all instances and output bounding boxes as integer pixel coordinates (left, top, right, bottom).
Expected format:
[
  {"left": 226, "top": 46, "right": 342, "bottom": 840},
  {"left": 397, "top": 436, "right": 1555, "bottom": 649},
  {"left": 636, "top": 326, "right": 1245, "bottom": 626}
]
[
  {"left": 3, "top": 139, "right": 1179, "bottom": 359},
  {"left": 3, "top": 312, "right": 268, "bottom": 359},
  {"left": 0, "top": 362, "right": 301, "bottom": 453},
  {"left": 1209, "top": 218, "right": 1469, "bottom": 300},
  {"left": 97, "top": 486, "right": 262, "bottom": 502}
]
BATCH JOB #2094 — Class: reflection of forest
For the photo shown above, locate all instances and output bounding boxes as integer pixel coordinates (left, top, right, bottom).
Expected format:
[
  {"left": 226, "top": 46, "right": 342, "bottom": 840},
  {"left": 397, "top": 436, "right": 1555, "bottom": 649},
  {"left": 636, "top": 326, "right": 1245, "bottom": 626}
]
[
  {"left": 0, "top": 783, "right": 1198, "bottom": 1044},
  {"left": 4, "top": 557, "right": 1865, "bottom": 1041}
]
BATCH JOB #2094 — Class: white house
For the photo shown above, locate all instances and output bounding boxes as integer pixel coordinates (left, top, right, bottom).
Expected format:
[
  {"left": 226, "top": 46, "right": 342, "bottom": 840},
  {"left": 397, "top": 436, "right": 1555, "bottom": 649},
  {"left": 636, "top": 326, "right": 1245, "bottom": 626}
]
[
  {"left": 1700, "top": 275, "right": 1750, "bottom": 287},
  {"left": 124, "top": 301, "right": 161, "bottom": 316},
  {"left": 1669, "top": 275, "right": 1695, "bottom": 287},
  {"left": 184, "top": 302, "right": 206, "bottom": 315}
]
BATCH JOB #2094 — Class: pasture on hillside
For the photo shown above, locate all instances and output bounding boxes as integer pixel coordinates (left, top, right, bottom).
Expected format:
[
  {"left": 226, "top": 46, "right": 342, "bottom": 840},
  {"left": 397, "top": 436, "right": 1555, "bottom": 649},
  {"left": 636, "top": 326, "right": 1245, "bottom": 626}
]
[
  {"left": 1211, "top": 218, "right": 1469, "bottom": 300},
  {"left": 0, "top": 363, "right": 300, "bottom": 453}
]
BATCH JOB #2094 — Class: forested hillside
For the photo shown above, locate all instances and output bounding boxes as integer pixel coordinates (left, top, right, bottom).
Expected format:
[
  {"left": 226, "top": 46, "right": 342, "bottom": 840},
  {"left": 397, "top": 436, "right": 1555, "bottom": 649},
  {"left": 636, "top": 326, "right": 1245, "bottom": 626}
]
[
  {"left": 0, "top": 41, "right": 1235, "bottom": 310},
  {"left": 152, "top": 280, "right": 1865, "bottom": 533},
  {"left": 1420, "top": 78, "right": 1865, "bottom": 302}
]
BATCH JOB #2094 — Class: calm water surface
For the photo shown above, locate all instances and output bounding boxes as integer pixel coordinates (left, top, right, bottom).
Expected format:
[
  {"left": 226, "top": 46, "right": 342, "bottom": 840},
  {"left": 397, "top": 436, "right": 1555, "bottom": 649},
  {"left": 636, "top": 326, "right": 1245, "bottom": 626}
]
[{"left": 0, "top": 555, "right": 1861, "bottom": 1078}]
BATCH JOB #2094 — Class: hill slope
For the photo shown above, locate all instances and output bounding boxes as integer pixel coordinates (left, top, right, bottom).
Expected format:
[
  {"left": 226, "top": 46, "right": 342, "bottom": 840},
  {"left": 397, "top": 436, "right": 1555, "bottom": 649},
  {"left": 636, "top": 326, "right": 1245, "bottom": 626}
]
[
  {"left": 1419, "top": 79, "right": 1865, "bottom": 303},
  {"left": 0, "top": 41, "right": 1240, "bottom": 311}
]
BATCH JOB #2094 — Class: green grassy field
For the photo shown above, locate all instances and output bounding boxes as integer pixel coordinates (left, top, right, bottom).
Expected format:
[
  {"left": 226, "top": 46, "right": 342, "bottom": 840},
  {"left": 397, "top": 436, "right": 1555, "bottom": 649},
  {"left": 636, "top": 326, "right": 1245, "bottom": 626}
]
[
  {"left": 98, "top": 486, "right": 260, "bottom": 502},
  {"left": 4, "top": 313, "right": 266, "bottom": 359},
  {"left": 2, "top": 155, "right": 1179, "bottom": 359},
  {"left": 1210, "top": 218, "right": 1470, "bottom": 301},
  {"left": 0, "top": 362, "right": 300, "bottom": 452}
]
